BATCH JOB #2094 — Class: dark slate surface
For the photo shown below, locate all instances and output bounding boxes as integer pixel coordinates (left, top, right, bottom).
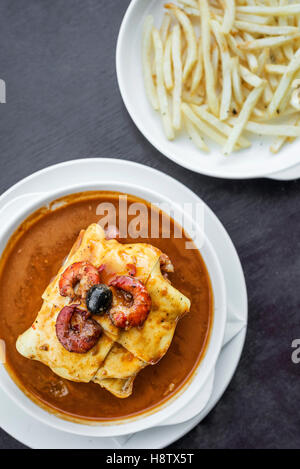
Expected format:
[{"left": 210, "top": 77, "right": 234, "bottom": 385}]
[{"left": 0, "top": 0, "right": 299, "bottom": 450}]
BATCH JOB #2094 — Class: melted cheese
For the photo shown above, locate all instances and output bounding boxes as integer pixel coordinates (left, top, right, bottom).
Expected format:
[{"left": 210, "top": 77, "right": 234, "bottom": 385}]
[{"left": 16, "top": 224, "right": 190, "bottom": 398}]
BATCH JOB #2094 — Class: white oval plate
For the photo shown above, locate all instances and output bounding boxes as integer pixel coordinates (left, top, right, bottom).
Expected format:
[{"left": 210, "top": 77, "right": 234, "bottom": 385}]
[
  {"left": 0, "top": 158, "right": 247, "bottom": 448},
  {"left": 267, "top": 161, "right": 300, "bottom": 180},
  {"left": 116, "top": 0, "right": 300, "bottom": 180}
]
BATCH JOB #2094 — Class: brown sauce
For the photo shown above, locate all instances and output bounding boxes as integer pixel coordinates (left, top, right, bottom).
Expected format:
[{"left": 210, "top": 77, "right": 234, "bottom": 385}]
[{"left": 0, "top": 191, "right": 213, "bottom": 421}]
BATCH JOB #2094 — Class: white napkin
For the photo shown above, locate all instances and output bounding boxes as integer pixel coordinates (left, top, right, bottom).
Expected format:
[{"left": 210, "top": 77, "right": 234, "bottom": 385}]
[{"left": 113, "top": 302, "right": 246, "bottom": 447}]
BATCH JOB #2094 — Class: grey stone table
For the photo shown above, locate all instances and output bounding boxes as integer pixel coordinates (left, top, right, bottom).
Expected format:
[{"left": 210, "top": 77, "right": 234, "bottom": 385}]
[{"left": 0, "top": 0, "right": 299, "bottom": 450}]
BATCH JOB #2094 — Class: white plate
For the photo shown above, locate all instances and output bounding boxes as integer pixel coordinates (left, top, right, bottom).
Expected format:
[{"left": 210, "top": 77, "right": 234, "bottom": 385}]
[
  {"left": 116, "top": 0, "right": 300, "bottom": 180},
  {"left": 0, "top": 158, "right": 247, "bottom": 448}
]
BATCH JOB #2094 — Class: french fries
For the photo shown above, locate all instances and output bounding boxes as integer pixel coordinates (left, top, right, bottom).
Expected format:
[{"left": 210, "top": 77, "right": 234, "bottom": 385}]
[
  {"left": 142, "top": 1, "right": 300, "bottom": 155},
  {"left": 142, "top": 16, "right": 159, "bottom": 111},
  {"left": 199, "top": 0, "right": 219, "bottom": 115},
  {"left": 165, "top": 4, "right": 197, "bottom": 80},
  {"left": 163, "top": 35, "right": 173, "bottom": 91},
  {"left": 211, "top": 20, "right": 232, "bottom": 120},
  {"left": 222, "top": 0, "right": 236, "bottom": 34},
  {"left": 223, "top": 82, "right": 265, "bottom": 155},
  {"left": 185, "top": 116, "right": 210, "bottom": 152}
]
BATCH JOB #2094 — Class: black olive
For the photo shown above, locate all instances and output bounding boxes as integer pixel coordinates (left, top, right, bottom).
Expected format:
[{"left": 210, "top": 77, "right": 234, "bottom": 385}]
[{"left": 86, "top": 284, "right": 113, "bottom": 315}]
